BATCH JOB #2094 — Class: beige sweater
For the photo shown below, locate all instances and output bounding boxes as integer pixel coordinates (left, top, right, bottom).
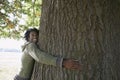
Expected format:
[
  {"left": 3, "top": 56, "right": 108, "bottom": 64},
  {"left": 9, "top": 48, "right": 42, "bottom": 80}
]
[{"left": 17, "top": 42, "right": 63, "bottom": 79}]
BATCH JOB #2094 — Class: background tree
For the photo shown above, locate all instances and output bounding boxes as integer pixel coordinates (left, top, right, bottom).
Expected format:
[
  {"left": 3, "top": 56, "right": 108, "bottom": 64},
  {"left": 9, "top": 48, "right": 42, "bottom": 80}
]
[
  {"left": 0, "top": 0, "right": 42, "bottom": 38},
  {"left": 31, "top": 0, "right": 120, "bottom": 80}
]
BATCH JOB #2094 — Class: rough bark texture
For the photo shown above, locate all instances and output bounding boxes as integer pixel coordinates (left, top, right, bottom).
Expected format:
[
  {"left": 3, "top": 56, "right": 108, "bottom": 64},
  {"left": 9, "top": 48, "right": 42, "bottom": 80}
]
[{"left": 31, "top": 0, "right": 120, "bottom": 80}]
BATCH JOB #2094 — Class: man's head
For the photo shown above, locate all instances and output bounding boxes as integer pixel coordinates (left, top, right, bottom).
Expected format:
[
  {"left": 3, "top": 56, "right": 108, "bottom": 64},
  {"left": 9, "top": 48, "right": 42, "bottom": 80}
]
[{"left": 24, "top": 28, "right": 39, "bottom": 43}]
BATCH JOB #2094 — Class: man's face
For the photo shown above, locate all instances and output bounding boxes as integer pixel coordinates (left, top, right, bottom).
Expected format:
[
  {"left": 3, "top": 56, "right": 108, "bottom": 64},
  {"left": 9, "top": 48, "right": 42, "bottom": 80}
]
[{"left": 28, "top": 31, "right": 38, "bottom": 43}]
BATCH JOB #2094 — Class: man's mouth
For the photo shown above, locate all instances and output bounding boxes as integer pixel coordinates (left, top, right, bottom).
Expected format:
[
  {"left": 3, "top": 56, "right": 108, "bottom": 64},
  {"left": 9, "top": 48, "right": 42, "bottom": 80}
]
[{"left": 33, "top": 38, "right": 37, "bottom": 41}]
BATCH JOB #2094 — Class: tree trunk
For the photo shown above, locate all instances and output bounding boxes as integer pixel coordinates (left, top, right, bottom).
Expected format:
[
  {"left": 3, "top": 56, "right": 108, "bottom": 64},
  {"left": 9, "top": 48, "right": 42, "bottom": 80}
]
[{"left": 31, "top": 0, "right": 120, "bottom": 80}]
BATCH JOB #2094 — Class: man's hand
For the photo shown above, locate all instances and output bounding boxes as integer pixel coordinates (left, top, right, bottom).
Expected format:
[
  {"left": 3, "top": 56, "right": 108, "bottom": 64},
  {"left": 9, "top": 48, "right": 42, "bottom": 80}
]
[{"left": 62, "top": 59, "right": 82, "bottom": 70}]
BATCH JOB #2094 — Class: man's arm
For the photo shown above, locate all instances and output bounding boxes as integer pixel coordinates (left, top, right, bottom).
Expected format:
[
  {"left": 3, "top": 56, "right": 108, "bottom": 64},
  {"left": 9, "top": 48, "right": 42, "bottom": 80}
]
[
  {"left": 25, "top": 43, "right": 81, "bottom": 70},
  {"left": 25, "top": 43, "right": 63, "bottom": 67}
]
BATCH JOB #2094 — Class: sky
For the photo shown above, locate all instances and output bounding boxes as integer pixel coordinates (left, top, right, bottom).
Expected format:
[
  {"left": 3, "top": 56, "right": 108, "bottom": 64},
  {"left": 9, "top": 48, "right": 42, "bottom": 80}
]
[{"left": 0, "top": 38, "right": 24, "bottom": 50}]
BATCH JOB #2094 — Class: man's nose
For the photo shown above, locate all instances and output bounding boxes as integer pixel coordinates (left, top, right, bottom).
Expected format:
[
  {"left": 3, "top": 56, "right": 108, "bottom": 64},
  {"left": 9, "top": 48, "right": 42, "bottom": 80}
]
[{"left": 33, "top": 35, "right": 36, "bottom": 38}]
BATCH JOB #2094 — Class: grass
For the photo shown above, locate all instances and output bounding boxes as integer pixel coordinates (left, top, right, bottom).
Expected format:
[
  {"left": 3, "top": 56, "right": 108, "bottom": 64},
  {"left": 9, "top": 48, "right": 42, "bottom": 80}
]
[{"left": 0, "top": 52, "right": 22, "bottom": 80}]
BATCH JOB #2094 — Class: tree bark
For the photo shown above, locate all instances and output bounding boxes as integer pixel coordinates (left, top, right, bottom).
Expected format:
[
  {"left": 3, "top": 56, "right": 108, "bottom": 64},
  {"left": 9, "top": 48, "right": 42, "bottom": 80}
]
[{"left": 31, "top": 0, "right": 120, "bottom": 80}]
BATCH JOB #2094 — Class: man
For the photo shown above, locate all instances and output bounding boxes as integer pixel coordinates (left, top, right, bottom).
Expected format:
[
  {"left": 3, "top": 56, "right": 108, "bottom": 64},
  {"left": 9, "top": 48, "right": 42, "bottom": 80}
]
[{"left": 14, "top": 28, "right": 81, "bottom": 80}]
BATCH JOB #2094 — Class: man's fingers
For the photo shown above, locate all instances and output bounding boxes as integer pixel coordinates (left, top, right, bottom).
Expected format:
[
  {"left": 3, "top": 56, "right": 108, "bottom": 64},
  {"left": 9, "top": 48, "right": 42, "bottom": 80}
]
[{"left": 71, "top": 61, "right": 82, "bottom": 70}]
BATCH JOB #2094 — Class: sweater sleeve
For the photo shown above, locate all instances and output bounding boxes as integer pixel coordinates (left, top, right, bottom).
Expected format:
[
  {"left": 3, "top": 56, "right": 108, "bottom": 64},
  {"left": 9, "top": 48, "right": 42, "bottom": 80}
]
[{"left": 25, "top": 43, "right": 63, "bottom": 67}]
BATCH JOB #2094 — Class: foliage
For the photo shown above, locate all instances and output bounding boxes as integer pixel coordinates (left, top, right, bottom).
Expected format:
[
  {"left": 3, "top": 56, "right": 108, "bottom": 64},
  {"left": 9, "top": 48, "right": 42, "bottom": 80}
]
[{"left": 0, "top": 0, "right": 42, "bottom": 39}]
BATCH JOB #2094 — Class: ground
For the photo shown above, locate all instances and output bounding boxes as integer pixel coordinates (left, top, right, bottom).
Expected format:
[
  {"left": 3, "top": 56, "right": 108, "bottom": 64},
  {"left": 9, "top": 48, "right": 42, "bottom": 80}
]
[{"left": 0, "top": 52, "right": 22, "bottom": 80}]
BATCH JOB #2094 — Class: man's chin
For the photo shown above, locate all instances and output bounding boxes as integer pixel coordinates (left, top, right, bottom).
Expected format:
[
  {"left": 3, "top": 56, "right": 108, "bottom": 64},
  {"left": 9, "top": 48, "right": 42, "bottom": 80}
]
[{"left": 33, "top": 40, "right": 38, "bottom": 43}]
